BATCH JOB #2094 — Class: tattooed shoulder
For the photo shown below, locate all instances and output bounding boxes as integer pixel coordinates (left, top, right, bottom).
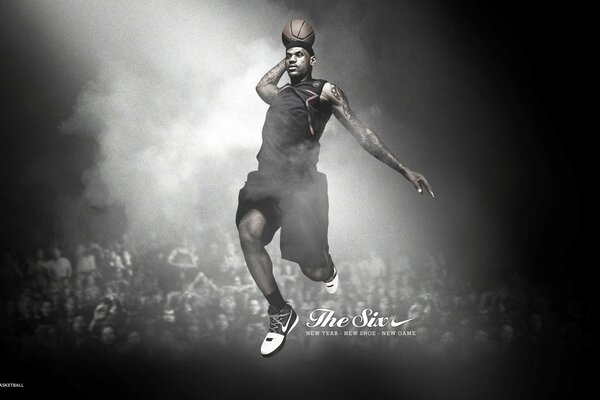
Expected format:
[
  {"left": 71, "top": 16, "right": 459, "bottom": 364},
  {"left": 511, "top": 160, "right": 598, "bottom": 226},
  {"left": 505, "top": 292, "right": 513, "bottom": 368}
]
[
  {"left": 329, "top": 84, "right": 354, "bottom": 120},
  {"left": 330, "top": 83, "right": 343, "bottom": 101}
]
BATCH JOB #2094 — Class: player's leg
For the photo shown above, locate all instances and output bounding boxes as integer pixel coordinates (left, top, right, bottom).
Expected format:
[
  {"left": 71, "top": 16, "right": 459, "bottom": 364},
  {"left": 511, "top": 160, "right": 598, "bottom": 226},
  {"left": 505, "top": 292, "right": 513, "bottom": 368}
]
[
  {"left": 299, "top": 258, "right": 333, "bottom": 282},
  {"left": 299, "top": 253, "right": 338, "bottom": 293},
  {"left": 282, "top": 172, "right": 338, "bottom": 292},
  {"left": 237, "top": 208, "right": 285, "bottom": 309},
  {"left": 238, "top": 208, "right": 299, "bottom": 357}
]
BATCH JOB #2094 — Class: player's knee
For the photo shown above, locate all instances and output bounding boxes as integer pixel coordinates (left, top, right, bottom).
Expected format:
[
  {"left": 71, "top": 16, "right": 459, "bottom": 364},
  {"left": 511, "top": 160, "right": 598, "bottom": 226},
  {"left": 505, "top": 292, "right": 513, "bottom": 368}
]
[
  {"left": 238, "top": 210, "right": 267, "bottom": 244},
  {"left": 299, "top": 264, "right": 327, "bottom": 281},
  {"left": 238, "top": 221, "right": 263, "bottom": 244}
]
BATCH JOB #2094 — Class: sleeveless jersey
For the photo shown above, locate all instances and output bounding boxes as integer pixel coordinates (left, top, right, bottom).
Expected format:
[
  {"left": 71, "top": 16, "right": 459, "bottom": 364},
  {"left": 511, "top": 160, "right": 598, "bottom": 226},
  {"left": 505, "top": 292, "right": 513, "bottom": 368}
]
[{"left": 256, "top": 78, "right": 332, "bottom": 176}]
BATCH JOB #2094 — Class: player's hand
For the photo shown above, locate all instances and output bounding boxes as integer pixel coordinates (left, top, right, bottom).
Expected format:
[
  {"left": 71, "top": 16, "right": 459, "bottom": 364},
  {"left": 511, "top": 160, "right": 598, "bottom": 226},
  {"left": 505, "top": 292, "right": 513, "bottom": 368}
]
[{"left": 404, "top": 169, "right": 434, "bottom": 197}]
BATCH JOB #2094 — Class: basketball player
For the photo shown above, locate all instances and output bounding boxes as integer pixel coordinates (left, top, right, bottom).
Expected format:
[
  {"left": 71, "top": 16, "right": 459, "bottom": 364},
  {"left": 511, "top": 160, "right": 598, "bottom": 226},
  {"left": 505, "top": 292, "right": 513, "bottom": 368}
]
[{"left": 236, "top": 39, "right": 433, "bottom": 357}]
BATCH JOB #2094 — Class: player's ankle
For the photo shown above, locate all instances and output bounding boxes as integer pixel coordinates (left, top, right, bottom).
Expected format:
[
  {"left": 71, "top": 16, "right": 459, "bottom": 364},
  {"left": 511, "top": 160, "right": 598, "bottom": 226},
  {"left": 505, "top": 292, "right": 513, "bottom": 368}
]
[{"left": 265, "top": 287, "right": 287, "bottom": 311}]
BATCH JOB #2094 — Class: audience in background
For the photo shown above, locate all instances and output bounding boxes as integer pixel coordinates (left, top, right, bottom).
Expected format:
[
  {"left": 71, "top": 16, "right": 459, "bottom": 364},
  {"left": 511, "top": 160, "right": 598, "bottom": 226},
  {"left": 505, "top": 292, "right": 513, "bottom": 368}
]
[{"left": 0, "top": 233, "right": 590, "bottom": 367}]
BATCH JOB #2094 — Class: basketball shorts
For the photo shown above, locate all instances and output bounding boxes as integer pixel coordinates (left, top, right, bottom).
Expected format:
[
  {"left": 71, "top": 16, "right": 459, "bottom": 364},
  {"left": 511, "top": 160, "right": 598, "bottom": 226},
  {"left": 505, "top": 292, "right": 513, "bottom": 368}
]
[{"left": 235, "top": 170, "right": 330, "bottom": 267}]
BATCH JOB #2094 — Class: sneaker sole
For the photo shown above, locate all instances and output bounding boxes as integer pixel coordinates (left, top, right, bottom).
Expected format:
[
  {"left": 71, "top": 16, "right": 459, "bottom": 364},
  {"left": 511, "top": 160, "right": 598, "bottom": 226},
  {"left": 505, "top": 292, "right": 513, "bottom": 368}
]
[{"left": 261, "top": 312, "right": 299, "bottom": 358}]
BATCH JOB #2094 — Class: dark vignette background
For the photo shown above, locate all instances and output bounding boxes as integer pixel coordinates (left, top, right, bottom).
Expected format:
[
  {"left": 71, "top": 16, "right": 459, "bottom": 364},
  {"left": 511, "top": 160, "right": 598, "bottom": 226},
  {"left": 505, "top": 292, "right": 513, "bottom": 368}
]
[{"left": 0, "top": 0, "right": 592, "bottom": 399}]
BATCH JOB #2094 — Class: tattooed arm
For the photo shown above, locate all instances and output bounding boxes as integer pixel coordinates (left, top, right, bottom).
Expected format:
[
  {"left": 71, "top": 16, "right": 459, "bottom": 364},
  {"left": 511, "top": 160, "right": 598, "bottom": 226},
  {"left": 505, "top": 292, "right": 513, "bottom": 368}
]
[
  {"left": 256, "top": 59, "right": 286, "bottom": 104},
  {"left": 321, "top": 82, "right": 434, "bottom": 196}
]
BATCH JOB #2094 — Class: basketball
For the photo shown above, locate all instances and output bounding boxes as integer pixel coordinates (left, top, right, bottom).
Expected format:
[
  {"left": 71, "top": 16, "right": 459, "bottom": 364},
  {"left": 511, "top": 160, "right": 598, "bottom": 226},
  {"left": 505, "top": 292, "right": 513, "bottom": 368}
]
[{"left": 282, "top": 19, "right": 315, "bottom": 46}]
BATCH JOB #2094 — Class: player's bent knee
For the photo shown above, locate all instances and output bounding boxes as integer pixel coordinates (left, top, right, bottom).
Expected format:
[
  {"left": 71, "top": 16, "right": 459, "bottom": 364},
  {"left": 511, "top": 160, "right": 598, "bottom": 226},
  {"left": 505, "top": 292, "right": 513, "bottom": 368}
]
[
  {"left": 238, "top": 222, "right": 263, "bottom": 244},
  {"left": 299, "top": 264, "right": 327, "bottom": 281}
]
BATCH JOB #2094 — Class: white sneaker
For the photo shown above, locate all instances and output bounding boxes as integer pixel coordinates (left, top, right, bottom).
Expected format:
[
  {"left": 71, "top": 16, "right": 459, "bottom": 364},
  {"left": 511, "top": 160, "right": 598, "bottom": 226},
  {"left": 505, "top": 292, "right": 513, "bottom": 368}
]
[
  {"left": 260, "top": 303, "right": 299, "bottom": 357},
  {"left": 324, "top": 262, "right": 338, "bottom": 294}
]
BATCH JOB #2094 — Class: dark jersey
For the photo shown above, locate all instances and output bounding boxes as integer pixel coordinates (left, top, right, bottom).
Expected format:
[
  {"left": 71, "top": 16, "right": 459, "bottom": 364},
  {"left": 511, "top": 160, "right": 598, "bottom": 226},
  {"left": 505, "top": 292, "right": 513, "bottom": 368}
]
[
  {"left": 256, "top": 78, "right": 332, "bottom": 177},
  {"left": 237, "top": 78, "right": 333, "bottom": 265}
]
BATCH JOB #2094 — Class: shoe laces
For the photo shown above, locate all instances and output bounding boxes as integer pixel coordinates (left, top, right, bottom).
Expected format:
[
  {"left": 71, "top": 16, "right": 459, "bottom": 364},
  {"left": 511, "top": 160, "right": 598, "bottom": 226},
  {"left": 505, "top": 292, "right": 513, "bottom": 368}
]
[{"left": 268, "top": 309, "right": 290, "bottom": 332}]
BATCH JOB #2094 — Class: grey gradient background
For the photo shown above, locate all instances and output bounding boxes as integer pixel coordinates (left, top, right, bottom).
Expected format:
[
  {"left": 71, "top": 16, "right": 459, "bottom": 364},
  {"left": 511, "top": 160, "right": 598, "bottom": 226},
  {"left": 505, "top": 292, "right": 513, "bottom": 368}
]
[
  {"left": 0, "top": 0, "right": 580, "bottom": 268},
  {"left": 0, "top": 0, "right": 590, "bottom": 398}
]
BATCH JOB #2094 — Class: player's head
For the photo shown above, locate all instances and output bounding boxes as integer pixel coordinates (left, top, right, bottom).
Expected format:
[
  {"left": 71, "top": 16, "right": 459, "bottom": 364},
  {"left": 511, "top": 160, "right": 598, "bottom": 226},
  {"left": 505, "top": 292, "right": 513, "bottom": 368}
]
[{"left": 285, "top": 43, "right": 316, "bottom": 81}]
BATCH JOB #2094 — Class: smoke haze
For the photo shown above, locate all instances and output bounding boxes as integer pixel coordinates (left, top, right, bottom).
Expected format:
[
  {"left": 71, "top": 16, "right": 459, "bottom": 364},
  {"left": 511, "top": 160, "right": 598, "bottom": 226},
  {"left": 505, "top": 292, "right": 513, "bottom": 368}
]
[
  {"left": 2, "top": 0, "right": 577, "bottom": 271},
  {"left": 0, "top": 2, "right": 590, "bottom": 398}
]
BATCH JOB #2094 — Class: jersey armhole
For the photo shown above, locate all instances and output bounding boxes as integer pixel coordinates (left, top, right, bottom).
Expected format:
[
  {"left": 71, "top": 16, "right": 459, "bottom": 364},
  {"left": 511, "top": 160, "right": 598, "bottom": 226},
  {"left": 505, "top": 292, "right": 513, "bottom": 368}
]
[{"left": 317, "top": 80, "right": 332, "bottom": 113}]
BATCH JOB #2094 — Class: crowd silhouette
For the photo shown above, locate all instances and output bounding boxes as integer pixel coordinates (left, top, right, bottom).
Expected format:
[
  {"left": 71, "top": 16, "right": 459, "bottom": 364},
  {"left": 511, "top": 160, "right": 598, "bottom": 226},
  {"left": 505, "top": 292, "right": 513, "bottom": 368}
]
[{"left": 0, "top": 230, "right": 591, "bottom": 399}]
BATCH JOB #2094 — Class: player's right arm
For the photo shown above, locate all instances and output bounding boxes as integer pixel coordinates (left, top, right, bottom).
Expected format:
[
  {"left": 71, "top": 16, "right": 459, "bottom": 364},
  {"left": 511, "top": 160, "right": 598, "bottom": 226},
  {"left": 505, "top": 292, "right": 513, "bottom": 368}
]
[{"left": 256, "top": 59, "right": 286, "bottom": 104}]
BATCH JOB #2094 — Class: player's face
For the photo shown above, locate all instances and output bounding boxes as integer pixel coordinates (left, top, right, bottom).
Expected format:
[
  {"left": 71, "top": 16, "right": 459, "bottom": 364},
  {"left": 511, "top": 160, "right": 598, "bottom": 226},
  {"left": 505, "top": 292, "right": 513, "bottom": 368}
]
[{"left": 285, "top": 47, "right": 315, "bottom": 78}]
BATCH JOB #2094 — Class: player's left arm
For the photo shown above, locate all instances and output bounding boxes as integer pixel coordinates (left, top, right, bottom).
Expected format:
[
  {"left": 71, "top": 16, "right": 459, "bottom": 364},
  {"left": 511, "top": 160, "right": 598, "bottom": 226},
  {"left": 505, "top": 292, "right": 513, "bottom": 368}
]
[{"left": 322, "top": 82, "right": 434, "bottom": 197}]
